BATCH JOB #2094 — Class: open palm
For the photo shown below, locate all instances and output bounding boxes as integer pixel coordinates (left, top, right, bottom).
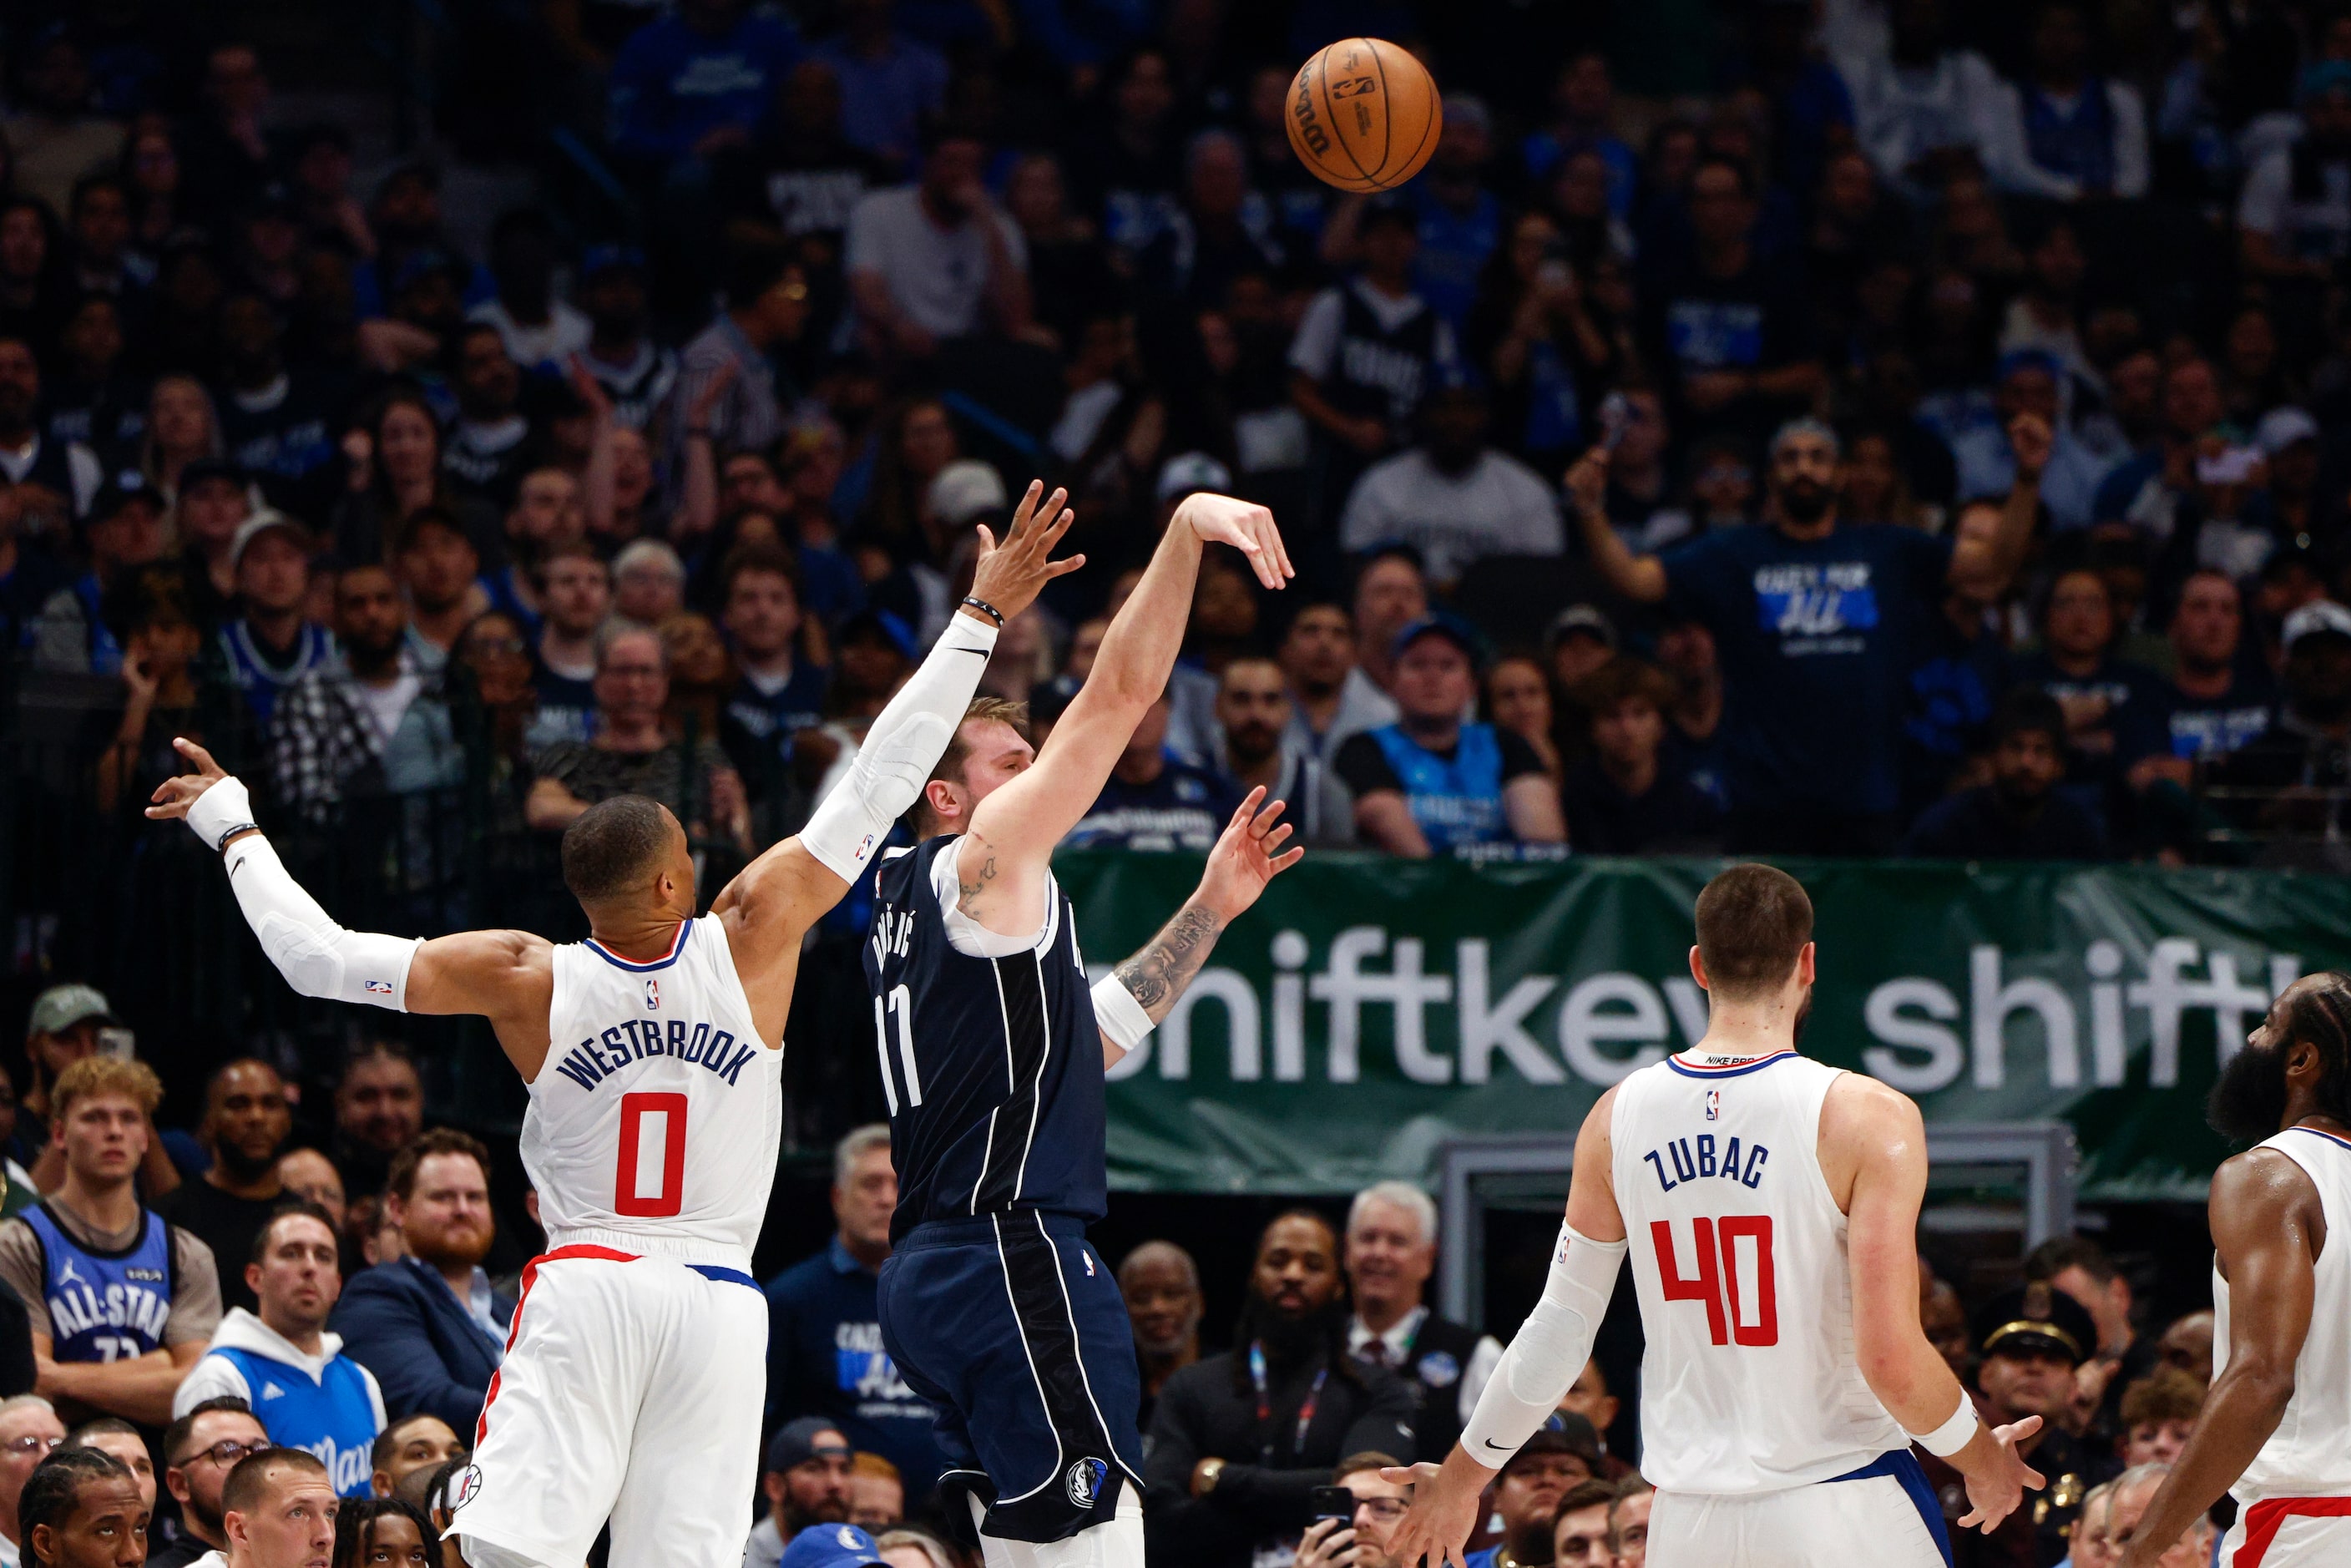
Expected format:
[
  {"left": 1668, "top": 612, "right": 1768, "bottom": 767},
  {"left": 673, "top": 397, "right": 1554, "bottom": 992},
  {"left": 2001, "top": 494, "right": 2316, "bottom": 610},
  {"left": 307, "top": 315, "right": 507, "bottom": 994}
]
[{"left": 1196, "top": 788, "right": 1302, "bottom": 921}]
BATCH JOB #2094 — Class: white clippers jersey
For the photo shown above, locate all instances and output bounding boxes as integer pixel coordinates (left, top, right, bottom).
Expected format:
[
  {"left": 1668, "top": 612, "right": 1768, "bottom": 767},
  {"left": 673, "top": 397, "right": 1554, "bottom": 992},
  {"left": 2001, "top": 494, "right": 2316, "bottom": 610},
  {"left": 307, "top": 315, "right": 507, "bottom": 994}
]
[
  {"left": 1612, "top": 1050, "right": 1907, "bottom": 1495},
  {"left": 2217, "top": 1125, "right": 2351, "bottom": 1503},
  {"left": 523, "top": 918, "right": 782, "bottom": 1274}
]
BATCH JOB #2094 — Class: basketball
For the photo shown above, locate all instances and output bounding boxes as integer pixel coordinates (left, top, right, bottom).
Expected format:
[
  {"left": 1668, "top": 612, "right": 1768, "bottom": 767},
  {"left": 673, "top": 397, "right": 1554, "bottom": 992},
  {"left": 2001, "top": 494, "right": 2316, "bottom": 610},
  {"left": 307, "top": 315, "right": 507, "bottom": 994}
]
[{"left": 1286, "top": 38, "right": 1442, "bottom": 193}]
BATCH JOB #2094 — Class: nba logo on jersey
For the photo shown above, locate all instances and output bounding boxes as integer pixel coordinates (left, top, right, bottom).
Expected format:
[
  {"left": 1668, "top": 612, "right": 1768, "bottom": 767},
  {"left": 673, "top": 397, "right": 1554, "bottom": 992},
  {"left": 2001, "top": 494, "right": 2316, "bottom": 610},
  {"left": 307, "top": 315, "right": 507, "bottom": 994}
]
[
  {"left": 365, "top": 979, "right": 392, "bottom": 995},
  {"left": 644, "top": 979, "right": 660, "bottom": 1010},
  {"left": 1706, "top": 1089, "right": 1721, "bottom": 1120},
  {"left": 1065, "top": 1458, "right": 1107, "bottom": 1507}
]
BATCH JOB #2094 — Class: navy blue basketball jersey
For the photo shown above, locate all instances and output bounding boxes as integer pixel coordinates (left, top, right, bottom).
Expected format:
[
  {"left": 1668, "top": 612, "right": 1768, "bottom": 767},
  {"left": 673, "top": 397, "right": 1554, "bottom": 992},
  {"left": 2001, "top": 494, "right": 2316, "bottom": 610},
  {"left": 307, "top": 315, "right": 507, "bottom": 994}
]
[{"left": 866, "top": 837, "right": 1107, "bottom": 1242}]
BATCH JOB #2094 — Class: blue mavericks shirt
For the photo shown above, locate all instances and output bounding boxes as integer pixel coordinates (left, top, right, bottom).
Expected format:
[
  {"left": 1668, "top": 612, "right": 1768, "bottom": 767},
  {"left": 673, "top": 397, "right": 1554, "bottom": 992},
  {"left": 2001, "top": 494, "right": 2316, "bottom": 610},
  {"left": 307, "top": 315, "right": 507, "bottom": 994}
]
[
  {"left": 1662, "top": 523, "right": 1954, "bottom": 817},
  {"left": 1061, "top": 758, "right": 1239, "bottom": 852},
  {"left": 210, "top": 1344, "right": 380, "bottom": 1495},
  {"left": 23, "top": 1203, "right": 172, "bottom": 1362},
  {"left": 866, "top": 837, "right": 1106, "bottom": 1241},
  {"left": 765, "top": 1238, "right": 947, "bottom": 1496},
  {"left": 1370, "top": 723, "right": 1509, "bottom": 849}
]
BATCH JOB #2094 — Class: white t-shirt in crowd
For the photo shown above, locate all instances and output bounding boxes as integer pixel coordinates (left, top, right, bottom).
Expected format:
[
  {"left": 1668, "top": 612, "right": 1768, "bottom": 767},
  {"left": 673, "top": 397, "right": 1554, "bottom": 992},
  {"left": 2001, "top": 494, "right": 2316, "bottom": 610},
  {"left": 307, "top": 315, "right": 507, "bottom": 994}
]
[
  {"left": 1338, "top": 448, "right": 1565, "bottom": 584},
  {"left": 2237, "top": 148, "right": 2351, "bottom": 263},
  {"left": 845, "top": 187, "right": 1027, "bottom": 339}
]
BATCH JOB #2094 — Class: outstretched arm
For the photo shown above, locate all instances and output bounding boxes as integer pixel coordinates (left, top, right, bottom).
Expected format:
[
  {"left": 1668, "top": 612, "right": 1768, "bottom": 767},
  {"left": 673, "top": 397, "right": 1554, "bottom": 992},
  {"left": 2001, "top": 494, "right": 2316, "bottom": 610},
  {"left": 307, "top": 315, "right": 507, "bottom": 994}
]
[
  {"left": 1950, "top": 412, "right": 2046, "bottom": 593},
  {"left": 2116, "top": 1148, "right": 2320, "bottom": 1568},
  {"left": 1564, "top": 448, "right": 1667, "bottom": 604},
  {"left": 146, "top": 739, "right": 559, "bottom": 1075},
  {"left": 712, "top": 483, "right": 1084, "bottom": 1040},
  {"left": 957, "top": 493, "right": 1292, "bottom": 938},
  {"left": 1832, "top": 1075, "right": 2045, "bottom": 1535},
  {"left": 1094, "top": 791, "right": 1302, "bottom": 1068},
  {"left": 1383, "top": 1090, "right": 1628, "bottom": 1568}
]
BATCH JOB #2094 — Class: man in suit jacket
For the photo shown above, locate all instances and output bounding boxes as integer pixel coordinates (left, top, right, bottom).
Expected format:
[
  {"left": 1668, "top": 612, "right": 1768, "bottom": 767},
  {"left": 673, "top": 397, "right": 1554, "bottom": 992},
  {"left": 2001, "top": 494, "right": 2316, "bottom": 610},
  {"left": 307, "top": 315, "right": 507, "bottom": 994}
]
[{"left": 329, "top": 1130, "right": 513, "bottom": 1432}]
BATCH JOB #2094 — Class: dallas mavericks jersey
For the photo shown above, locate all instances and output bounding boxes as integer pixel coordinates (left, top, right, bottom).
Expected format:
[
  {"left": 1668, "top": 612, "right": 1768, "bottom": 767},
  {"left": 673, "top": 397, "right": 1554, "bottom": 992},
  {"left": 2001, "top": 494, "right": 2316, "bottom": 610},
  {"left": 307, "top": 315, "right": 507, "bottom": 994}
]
[
  {"left": 865, "top": 837, "right": 1106, "bottom": 1242},
  {"left": 2216, "top": 1125, "right": 2351, "bottom": 1502},
  {"left": 527, "top": 917, "right": 783, "bottom": 1274},
  {"left": 208, "top": 1345, "right": 379, "bottom": 1495},
  {"left": 1611, "top": 1051, "right": 1908, "bottom": 1494},
  {"left": 23, "top": 1204, "right": 174, "bottom": 1362},
  {"left": 1371, "top": 724, "right": 1509, "bottom": 849}
]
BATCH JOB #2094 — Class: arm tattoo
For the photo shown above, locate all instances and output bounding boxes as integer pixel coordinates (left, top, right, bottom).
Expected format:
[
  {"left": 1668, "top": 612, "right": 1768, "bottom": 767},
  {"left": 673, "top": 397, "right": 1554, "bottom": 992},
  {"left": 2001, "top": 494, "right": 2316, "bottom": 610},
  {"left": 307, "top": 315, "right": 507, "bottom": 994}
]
[
  {"left": 958, "top": 853, "right": 999, "bottom": 906},
  {"left": 1113, "top": 903, "right": 1225, "bottom": 1024}
]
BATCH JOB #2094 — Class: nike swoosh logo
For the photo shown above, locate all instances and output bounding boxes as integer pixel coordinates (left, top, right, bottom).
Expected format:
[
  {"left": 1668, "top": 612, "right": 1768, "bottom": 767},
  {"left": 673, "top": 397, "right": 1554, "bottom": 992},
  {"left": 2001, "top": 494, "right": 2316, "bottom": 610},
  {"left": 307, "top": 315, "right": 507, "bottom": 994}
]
[{"left": 1481, "top": 1439, "right": 1514, "bottom": 1453}]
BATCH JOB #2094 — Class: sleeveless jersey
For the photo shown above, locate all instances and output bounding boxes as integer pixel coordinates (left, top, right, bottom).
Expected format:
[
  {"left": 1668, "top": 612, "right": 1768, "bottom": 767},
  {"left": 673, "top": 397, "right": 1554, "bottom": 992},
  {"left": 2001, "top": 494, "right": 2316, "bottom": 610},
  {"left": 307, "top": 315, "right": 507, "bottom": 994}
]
[
  {"left": 1611, "top": 1050, "right": 1908, "bottom": 1494},
  {"left": 526, "top": 917, "right": 782, "bottom": 1275},
  {"left": 1327, "top": 285, "right": 1443, "bottom": 428},
  {"left": 2215, "top": 1125, "right": 2351, "bottom": 1502},
  {"left": 866, "top": 837, "right": 1106, "bottom": 1242},
  {"left": 210, "top": 1345, "right": 380, "bottom": 1496},
  {"left": 1370, "top": 724, "right": 1509, "bottom": 849},
  {"left": 22, "top": 1203, "right": 174, "bottom": 1362}
]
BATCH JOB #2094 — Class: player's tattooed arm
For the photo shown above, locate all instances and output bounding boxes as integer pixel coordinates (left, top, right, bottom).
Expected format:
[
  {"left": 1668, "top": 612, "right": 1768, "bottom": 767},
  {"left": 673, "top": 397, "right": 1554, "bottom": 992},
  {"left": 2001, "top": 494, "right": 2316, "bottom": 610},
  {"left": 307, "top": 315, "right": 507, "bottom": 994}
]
[{"left": 1114, "top": 904, "right": 1225, "bottom": 1024}]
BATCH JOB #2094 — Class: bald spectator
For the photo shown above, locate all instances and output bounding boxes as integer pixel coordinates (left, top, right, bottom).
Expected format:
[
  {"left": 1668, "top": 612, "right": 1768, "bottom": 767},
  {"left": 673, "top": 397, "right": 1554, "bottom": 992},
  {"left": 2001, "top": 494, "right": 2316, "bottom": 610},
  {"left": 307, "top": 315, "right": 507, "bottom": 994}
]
[
  {"left": 2097, "top": 1462, "right": 2210, "bottom": 1566},
  {"left": 1118, "top": 1242, "right": 1203, "bottom": 1434},
  {"left": 330, "top": 1046, "right": 423, "bottom": 1201},
  {"left": 0, "top": 1395, "right": 65, "bottom": 1568},
  {"left": 156, "top": 1062, "right": 293, "bottom": 1316},
  {"left": 153, "top": 1399, "right": 268, "bottom": 1568},
  {"left": 2155, "top": 1312, "right": 2212, "bottom": 1388},
  {"left": 220, "top": 1449, "right": 337, "bottom": 1568}
]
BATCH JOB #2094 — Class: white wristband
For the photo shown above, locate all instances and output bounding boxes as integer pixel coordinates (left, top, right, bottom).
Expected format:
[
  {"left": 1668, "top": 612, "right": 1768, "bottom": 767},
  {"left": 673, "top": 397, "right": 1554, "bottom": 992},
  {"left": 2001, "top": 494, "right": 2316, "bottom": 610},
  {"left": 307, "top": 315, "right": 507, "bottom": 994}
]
[
  {"left": 1091, "top": 974, "right": 1155, "bottom": 1050},
  {"left": 1909, "top": 1393, "right": 1982, "bottom": 1458},
  {"left": 185, "top": 773, "right": 257, "bottom": 852}
]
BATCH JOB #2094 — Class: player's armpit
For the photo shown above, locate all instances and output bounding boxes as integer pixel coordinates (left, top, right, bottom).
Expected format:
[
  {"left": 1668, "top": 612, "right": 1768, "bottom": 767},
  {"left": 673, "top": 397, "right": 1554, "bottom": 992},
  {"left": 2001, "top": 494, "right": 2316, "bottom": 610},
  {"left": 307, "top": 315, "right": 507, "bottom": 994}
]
[{"left": 407, "top": 930, "right": 557, "bottom": 1075}]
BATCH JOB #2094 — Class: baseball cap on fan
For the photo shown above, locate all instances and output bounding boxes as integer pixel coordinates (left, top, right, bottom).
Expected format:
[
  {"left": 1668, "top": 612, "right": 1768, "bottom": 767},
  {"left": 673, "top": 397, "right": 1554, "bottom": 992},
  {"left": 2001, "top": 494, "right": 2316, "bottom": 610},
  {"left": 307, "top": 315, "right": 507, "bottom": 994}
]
[
  {"left": 28, "top": 984, "right": 119, "bottom": 1039},
  {"left": 764, "top": 1417, "right": 851, "bottom": 1477},
  {"left": 926, "top": 460, "right": 1007, "bottom": 529},
  {"left": 779, "top": 1523, "right": 886, "bottom": 1568},
  {"left": 2282, "top": 599, "right": 2351, "bottom": 653}
]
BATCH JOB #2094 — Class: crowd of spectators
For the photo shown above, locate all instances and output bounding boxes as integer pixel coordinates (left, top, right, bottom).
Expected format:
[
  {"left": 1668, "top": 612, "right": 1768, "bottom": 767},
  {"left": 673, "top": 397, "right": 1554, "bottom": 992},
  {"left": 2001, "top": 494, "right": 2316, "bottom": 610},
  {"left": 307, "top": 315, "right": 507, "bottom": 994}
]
[
  {"left": 8, "top": 0, "right": 2351, "bottom": 904},
  {"left": 0, "top": 0, "right": 2330, "bottom": 1564}
]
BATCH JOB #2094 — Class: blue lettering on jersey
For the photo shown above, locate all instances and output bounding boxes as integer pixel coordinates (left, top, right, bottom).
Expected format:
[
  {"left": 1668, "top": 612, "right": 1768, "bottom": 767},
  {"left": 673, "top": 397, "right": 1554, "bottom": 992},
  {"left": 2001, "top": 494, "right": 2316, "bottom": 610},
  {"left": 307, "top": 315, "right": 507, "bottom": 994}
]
[
  {"left": 549, "top": 1016, "right": 754, "bottom": 1091},
  {"left": 1753, "top": 561, "right": 1879, "bottom": 650},
  {"left": 1644, "top": 1137, "right": 1771, "bottom": 1192}
]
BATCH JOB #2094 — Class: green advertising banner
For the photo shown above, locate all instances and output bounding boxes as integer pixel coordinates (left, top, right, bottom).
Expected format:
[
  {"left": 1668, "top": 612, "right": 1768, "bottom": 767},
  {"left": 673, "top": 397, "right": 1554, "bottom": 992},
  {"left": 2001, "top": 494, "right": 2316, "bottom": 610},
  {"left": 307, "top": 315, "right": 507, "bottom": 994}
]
[{"left": 1054, "top": 852, "right": 2351, "bottom": 1201}]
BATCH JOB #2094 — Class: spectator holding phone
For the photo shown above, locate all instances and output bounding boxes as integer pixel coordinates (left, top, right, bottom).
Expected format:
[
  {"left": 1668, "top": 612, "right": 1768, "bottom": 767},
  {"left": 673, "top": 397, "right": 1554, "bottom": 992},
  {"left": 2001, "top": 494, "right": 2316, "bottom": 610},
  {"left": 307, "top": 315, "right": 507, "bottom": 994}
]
[{"left": 1292, "top": 1454, "right": 1412, "bottom": 1568}]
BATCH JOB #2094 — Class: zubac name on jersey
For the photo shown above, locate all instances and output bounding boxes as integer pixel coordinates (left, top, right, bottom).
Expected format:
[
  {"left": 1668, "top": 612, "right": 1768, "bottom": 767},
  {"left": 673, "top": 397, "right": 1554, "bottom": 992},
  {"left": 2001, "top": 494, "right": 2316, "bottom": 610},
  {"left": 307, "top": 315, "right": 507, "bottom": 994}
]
[
  {"left": 1641, "top": 1130, "right": 1772, "bottom": 1194},
  {"left": 548, "top": 1004, "right": 758, "bottom": 1094}
]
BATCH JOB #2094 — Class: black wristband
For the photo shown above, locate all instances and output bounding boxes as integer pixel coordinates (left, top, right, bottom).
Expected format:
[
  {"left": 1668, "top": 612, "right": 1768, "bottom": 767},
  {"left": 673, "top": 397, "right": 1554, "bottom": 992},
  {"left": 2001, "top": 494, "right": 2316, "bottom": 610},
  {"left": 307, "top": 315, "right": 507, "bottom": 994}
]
[
  {"left": 215, "top": 822, "right": 259, "bottom": 854},
  {"left": 961, "top": 595, "right": 1006, "bottom": 628}
]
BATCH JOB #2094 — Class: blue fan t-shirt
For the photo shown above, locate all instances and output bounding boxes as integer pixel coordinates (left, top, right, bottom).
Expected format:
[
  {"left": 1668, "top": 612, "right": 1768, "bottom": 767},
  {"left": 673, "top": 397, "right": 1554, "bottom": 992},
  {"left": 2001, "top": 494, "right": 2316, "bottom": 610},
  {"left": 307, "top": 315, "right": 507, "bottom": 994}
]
[{"left": 1661, "top": 521, "right": 1954, "bottom": 817}]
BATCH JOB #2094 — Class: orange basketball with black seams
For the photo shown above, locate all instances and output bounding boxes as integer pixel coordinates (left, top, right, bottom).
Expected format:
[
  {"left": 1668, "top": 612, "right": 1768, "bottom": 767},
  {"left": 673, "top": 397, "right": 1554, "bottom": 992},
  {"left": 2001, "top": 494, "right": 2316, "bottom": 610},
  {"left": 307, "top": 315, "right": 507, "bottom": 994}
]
[{"left": 1286, "top": 38, "right": 1442, "bottom": 193}]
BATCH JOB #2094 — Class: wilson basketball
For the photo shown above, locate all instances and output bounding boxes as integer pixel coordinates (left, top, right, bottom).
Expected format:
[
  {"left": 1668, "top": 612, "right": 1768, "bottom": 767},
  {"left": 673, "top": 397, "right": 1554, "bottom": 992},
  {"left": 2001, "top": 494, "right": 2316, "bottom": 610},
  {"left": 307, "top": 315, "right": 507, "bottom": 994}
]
[{"left": 1286, "top": 38, "right": 1442, "bottom": 193}]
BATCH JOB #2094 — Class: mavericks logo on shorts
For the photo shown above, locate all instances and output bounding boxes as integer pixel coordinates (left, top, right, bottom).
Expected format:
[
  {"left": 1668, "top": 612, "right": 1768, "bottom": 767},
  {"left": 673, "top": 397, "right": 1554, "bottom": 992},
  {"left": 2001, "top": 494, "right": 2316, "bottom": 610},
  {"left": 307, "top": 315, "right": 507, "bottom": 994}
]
[
  {"left": 450, "top": 1466, "right": 485, "bottom": 1510},
  {"left": 1064, "top": 1458, "right": 1107, "bottom": 1509}
]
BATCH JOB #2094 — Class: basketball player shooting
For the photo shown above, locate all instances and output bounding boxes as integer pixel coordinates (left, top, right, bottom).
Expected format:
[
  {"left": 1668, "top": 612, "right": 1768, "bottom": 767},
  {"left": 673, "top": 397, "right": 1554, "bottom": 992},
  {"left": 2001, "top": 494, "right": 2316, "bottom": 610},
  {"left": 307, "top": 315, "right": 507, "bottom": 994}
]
[
  {"left": 1385, "top": 865, "right": 2045, "bottom": 1568},
  {"left": 862, "top": 488, "right": 1294, "bottom": 1568},
  {"left": 144, "top": 482, "right": 1088, "bottom": 1568},
  {"left": 2106, "top": 974, "right": 2351, "bottom": 1568}
]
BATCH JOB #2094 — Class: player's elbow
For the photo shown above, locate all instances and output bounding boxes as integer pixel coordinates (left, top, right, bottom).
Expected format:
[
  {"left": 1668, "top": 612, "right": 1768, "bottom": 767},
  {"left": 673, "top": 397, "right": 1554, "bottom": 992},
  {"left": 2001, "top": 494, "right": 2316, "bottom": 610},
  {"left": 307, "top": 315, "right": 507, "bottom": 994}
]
[{"left": 2223, "top": 1354, "right": 2298, "bottom": 1416}]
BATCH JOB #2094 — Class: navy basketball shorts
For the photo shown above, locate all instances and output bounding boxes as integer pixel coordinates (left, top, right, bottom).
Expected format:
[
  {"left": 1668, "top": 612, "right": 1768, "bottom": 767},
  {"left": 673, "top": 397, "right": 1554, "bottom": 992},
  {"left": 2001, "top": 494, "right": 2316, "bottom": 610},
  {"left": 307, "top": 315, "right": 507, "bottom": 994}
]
[{"left": 877, "top": 1211, "right": 1144, "bottom": 1544}]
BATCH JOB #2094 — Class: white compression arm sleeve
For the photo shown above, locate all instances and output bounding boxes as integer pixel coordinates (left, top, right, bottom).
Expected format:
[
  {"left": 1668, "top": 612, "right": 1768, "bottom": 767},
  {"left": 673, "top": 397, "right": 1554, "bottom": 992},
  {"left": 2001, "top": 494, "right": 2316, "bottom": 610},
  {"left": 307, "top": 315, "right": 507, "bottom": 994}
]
[
  {"left": 221, "top": 833, "right": 420, "bottom": 1010},
  {"left": 1459, "top": 1221, "right": 1629, "bottom": 1464},
  {"left": 801, "top": 612, "right": 999, "bottom": 883},
  {"left": 1091, "top": 974, "right": 1155, "bottom": 1050}
]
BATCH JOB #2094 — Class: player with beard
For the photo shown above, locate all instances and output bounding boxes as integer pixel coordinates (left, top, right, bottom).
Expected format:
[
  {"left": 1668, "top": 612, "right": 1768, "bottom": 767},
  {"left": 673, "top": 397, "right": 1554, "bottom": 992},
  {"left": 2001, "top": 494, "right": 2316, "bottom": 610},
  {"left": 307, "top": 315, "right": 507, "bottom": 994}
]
[
  {"left": 1143, "top": 1211, "right": 1418, "bottom": 1568},
  {"left": 2107, "top": 973, "right": 2351, "bottom": 1568},
  {"left": 157, "top": 1062, "right": 296, "bottom": 1316},
  {"left": 1572, "top": 415, "right": 2047, "bottom": 855},
  {"left": 1387, "top": 865, "right": 2044, "bottom": 1568}
]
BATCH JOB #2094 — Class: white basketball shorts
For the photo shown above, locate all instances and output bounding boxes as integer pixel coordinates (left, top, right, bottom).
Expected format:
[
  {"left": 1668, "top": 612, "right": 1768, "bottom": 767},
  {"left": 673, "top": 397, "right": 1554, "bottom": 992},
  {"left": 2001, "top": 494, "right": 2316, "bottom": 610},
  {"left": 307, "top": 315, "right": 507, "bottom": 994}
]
[
  {"left": 443, "top": 1245, "right": 768, "bottom": 1568},
  {"left": 2219, "top": 1497, "right": 2351, "bottom": 1566},
  {"left": 1647, "top": 1453, "right": 1950, "bottom": 1568}
]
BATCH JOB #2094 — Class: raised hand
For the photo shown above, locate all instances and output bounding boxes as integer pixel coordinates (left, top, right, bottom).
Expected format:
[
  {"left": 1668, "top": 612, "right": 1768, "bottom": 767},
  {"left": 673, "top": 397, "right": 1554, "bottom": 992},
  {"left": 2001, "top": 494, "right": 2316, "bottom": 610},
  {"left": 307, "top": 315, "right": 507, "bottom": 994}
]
[
  {"left": 1956, "top": 1414, "right": 2046, "bottom": 1533},
  {"left": 2005, "top": 412, "right": 2053, "bottom": 482},
  {"left": 1172, "top": 492, "right": 1294, "bottom": 589},
  {"left": 1196, "top": 788, "right": 1302, "bottom": 921},
  {"left": 966, "top": 481, "right": 1085, "bottom": 623},
  {"left": 1563, "top": 444, "right": 1611, "bottom": 518},
  {"left": 144, "top": 737, "right": 230, "bottom": 822},
  {"left": 1377, "top": 1459, "right": 1479, "bottom": 1568}
]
